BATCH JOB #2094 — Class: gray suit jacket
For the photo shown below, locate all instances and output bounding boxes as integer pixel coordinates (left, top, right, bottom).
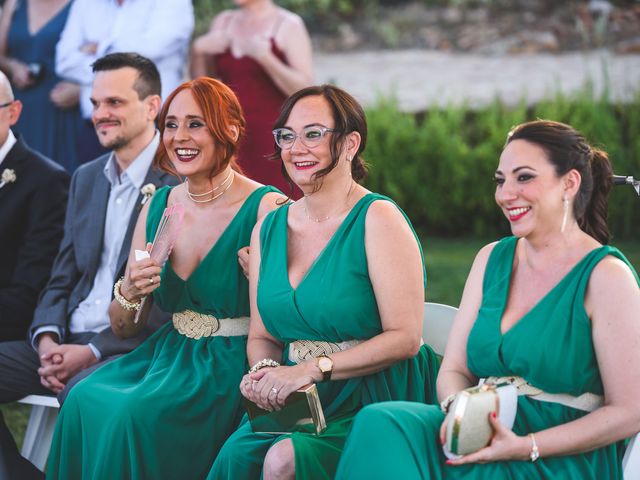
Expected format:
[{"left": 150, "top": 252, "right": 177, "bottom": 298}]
[{"left": 29, "top": 153, "right": 178, "bottom": 357}]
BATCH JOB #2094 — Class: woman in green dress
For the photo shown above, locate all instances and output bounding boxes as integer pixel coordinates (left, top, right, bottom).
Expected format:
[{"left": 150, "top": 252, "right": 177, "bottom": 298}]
[
  {"left": 208, "top": 85, "right": 439, "bottom": 479},
  {"left": 46, "top": 77, "right": 283, "bottom": 479},
  {"left": 336, "top": 120, "right": 640, "bottom": 479}
]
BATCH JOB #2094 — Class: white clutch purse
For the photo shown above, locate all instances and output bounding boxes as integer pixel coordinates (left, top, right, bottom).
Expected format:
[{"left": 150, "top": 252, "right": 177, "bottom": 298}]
[{"left": 443, "top": 382, "right": 517, "bottom": 459}]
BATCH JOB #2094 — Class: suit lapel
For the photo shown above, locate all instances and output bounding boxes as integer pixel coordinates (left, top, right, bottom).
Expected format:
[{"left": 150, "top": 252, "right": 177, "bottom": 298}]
[{"left": 0, "top": 138, "right": 28, "bottom": 199}]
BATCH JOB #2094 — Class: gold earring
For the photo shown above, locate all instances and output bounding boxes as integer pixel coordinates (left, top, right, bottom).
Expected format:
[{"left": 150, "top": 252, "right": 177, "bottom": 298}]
[{"left": 560, "top": 192, "right": 569, "bottom": 233}]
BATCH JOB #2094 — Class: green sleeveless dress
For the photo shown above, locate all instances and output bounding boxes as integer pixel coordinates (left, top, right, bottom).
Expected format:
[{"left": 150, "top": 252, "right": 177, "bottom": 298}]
[
  {"left": 336, "top": 236, "right": 640, "bottom": 480},
  {"left": 209, "top": 193, "right": 439, "bottom": 480},
  {"left": 46, "top": 185, "right": 278, "bottom": 480}
]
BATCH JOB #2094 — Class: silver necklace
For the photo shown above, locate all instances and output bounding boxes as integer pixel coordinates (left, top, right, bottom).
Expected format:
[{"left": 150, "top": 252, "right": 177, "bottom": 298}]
[
  {"left": 186, "top": 172, "right": 234, "bottom": 204},
  {"left": 303, "top": 181, "right": 355, "bottom": 223},
  {"left": 303, "top": 198, "right": 330, "bottom": 223}
]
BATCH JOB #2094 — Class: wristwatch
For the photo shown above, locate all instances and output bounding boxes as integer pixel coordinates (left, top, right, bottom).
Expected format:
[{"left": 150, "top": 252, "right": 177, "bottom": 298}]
[{"left": 316, "top": 356, "right": 334, "bottom": 382}]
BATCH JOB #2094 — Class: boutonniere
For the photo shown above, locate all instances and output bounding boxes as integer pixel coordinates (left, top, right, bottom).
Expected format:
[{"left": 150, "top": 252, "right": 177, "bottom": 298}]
[
  {"left": 0, "top": 168, "right": 16, "bottom": 190},
  {"left": 140, "top": 183, "right": 156, "bottom": 206}
]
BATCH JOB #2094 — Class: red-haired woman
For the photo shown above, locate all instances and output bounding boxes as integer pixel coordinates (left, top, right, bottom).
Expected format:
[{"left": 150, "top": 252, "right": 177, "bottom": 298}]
[{"left": 46, "top": 77, "right": 284, "bottom": 480}]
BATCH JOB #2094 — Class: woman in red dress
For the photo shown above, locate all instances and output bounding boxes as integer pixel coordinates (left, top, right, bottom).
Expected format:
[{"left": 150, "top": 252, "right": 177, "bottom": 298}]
[{"left": 192, "top": 0, "right": 313, "bottom": 198}]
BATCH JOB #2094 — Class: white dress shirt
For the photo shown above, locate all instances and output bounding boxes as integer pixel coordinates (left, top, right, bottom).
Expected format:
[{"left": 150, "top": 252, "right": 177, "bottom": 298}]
[
  {"left": 55, "top": 0, "right": 194, "bottom": 118},
  {"left": 0, "top": 129, "right": 17, "bottom": 167}
]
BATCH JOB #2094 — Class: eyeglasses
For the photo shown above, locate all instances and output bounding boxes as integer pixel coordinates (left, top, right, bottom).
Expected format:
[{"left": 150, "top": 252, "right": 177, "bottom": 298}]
[
  {"left": 272, "top": 126, "right": 335, "bottom": 150},
  {"left": 0, "top": 101, "right": 13, "bottom": 109}
]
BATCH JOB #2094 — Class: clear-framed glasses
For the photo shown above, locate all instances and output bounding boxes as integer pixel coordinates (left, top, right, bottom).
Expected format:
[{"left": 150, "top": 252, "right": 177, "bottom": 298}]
[{"left": 272, "top": 126, "right": 335, "bottom": 150}]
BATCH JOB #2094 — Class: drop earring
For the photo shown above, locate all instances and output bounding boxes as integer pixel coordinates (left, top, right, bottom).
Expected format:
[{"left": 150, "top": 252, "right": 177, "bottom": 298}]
[{"left": 560, "top": 192, "right": 569, "bottom": 233}]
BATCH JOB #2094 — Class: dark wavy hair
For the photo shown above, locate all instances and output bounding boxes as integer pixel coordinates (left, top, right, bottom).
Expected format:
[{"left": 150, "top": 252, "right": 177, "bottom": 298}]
[
  {"left": 506, "top": 120, "right": 613, "bottom": 244},
  {"left": 154, "top": 77, "right": 245, "bottom": 179},
  {"left": 270, "top": 84, "right": 368, "bottom": 195}
]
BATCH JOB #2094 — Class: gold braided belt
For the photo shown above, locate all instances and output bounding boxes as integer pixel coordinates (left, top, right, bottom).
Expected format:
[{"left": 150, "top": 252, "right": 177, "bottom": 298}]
[
  {"left": 484, "top": 376, "right": 603, "bottom": 412},
  {"left": 172, "top": 310, "right": 250, "bottom": 339},
  {"left": 288, "top": 339, "right": 364, "bottom": 364}
]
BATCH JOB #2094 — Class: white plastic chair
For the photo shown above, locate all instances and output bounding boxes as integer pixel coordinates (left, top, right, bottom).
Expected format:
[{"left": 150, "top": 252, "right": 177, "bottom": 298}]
[
  {"left": 422, "top": 301, "right": 458, "bottom": 356},
  {"left": 623, "top": 434, "right": 640, "bottom": 479},
  {"left": 421, "top": 301, "right": 638, "bottom": 477},
  {"left": 18, "top": 394, "right": 60, "bottom": 471}
]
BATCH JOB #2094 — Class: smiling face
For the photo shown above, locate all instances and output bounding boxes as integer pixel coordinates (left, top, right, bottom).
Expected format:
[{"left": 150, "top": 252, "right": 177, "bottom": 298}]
[
  {"left": 495, "top": 139, "right": 569, "bottom": 239},
  {"left": 90, "top": 67, "right": 156, "bottom": 152},
  {"left": 162, "top": 89, "right": 218, "bottom": 178},
  {"left": 280, "top": 95, "right": 340, "bottom": 190}
]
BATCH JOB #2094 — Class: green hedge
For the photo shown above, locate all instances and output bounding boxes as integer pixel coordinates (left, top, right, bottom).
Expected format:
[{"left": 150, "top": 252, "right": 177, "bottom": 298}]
[{"left": 364, "top": 88, "right": 640, "bottom": 240}]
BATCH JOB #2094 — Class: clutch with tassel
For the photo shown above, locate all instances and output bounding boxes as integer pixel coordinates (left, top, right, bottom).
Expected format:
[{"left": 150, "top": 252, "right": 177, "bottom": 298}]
[
  {"left": 246, "top": 384, "right": 326, "bottom": 435},
  {"left": 443, "top": 382, "right": 517, "bottom": 458}
]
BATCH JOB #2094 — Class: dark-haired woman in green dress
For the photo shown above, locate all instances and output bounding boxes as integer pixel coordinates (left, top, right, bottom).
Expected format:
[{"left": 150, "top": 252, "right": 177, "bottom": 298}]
[
  {"left": 209, "top": 85, "right": 439, "bottom": 480},
  {"left": 336, "top": 120, "right": 640, "bottom": 480},
  {"left": 46, "top": 77, "right": 284, "bottom": 479}
]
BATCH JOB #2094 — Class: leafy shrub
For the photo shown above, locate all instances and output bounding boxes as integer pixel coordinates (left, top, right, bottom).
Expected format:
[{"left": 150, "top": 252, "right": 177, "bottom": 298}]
[{"left": 364, "top": 89, "right": 640, "bottom": 241}]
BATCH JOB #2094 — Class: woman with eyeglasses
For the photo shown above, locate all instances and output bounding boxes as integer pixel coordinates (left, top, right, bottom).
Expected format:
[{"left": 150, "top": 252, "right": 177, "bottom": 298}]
[{"left": 208, "top": 84, "right": 439, "bottom": 480}]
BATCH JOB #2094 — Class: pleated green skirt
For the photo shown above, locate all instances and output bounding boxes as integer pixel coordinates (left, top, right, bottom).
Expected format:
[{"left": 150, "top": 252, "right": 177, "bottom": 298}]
[
  {"left": 336, "top": 398, "right": 625, "bottom": 480},
  {"left": 209, "top": 344, "right": 439, "bottom": 480},
  {"left": 47, "top": 323, "right": 248, "bottom": 480}
]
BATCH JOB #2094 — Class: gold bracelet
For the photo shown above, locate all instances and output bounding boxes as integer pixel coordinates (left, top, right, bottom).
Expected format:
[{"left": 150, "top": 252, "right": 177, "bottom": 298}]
[
  {"left": 248, "top": 358, "right": 280, "bottom": 374},
  {"left": 113, "top": 277, "right": 141, "bottom": 312}
]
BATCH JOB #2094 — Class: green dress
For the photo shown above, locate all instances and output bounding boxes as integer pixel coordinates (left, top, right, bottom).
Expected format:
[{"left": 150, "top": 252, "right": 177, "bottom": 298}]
[
  {"left": 46, "top": 185, "right": 278, "bottom": 480},
  {"left": 336, "top": 236, "right": 640, "bottom": 480},
  {"left": 209, "top": 193, "right": 439, "bottom": 480}
]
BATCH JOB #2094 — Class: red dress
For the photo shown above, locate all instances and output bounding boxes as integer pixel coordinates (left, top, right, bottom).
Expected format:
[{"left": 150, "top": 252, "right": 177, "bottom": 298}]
[{"left": 215, "top": 40, "right": 301, "bottom": 198}]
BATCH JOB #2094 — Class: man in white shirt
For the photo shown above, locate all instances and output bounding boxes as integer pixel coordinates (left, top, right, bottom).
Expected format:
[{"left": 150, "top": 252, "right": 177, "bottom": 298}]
[
  {"left": 0, "top": 52, "right": 177, "bottom": 479},
  {"left": 55, "top": 0, "right": 194, "bottom": 162}
]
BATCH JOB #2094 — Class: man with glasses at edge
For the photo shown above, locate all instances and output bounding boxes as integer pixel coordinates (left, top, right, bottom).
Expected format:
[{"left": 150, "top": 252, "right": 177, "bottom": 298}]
[{"left": 0, "top": 70, "right": 69, "bottom": 343}]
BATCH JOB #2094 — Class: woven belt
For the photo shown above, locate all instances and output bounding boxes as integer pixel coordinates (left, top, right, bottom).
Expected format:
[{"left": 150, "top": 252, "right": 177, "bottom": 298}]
[
  {"left": 484, "top": 376, "right": 603, "bottom": 412},
  {"left": 172, "top": 310, "right": 249, "bottom": 339},
  {"left": 288, "top": 339, "right": 364, "bottom": 364}
]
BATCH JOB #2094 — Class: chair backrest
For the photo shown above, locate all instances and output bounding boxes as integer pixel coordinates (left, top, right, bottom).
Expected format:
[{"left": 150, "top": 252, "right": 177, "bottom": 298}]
[
  {"left": 623, "top": 433, "right": 640, "bottom": 479},
  {"left": 422, "top": 302, "right": 458, "bottom": 356}
]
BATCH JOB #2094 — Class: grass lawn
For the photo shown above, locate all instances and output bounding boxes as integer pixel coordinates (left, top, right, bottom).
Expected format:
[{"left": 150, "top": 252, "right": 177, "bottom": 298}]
[
  {"left": 423, "top": 236, "right": 640, "bottom": 307},
  {"left": 1, "top": 236, "right": 637, "bottom": 454}
]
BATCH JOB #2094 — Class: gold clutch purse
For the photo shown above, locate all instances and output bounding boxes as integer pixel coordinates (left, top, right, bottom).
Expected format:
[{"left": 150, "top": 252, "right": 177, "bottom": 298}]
[
  {"left": 444, "top": 383, "right": 517, "bottom": 457},
  {"left": 246, "top": 384, "right": 326, "bottom": 435}
]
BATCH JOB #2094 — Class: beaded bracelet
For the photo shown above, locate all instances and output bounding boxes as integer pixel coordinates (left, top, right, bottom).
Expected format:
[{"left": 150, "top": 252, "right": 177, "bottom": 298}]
[
  {"left": 248, "top": 358, "right": 280, "bottom": 374},
  {"left": 113, "top": 277, "right": 141, "bottom": 312}
]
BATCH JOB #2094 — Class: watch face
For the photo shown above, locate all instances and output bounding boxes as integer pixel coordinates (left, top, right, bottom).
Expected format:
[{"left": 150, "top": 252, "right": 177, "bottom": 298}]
[{"left": 318, "top": 357, "right": 333, "bottom": 372}]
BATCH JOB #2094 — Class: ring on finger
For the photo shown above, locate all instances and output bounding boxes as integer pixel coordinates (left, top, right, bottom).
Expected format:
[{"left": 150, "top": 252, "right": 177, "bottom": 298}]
[
  {"left": 270, "top": 387, "right": 279, "bottom": 396},
  {"left": 149, "top": 277, "right": 154, "bottom": 285}
]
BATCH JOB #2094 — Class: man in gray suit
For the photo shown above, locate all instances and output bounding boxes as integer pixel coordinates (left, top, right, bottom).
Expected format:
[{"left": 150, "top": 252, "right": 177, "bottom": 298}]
[{"left": 0, "top": 52, "right": 178, "bottom": 478}]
